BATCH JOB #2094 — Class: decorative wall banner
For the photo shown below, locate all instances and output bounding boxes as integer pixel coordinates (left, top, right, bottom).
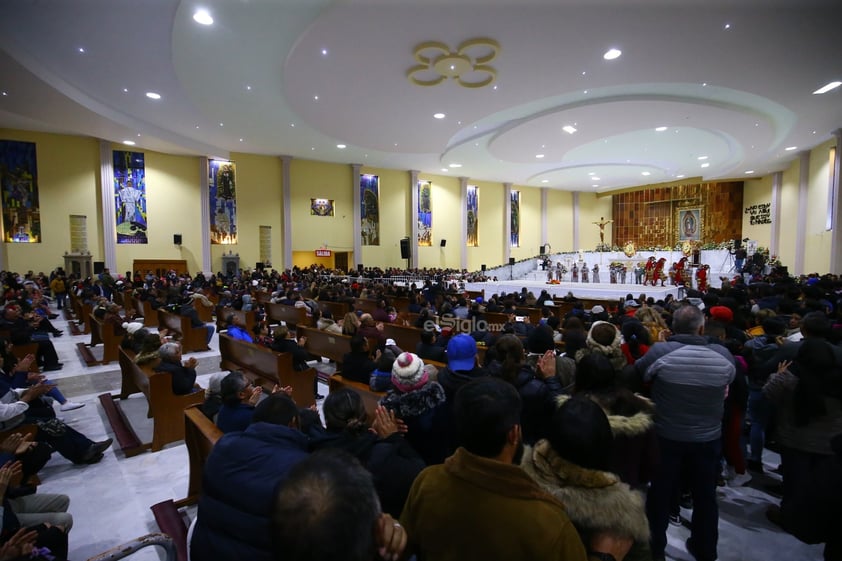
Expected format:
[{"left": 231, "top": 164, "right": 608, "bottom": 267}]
[
  {"left": 210, "top": 160, "right": 237, "bottom": 244},
  {"left": 113, "top": 150, "right": 147, "bottom": 244},
  {"left": 510, "top": 190, "right": 520, "bottom": 247},
  {"left": 677, "top": 207, "right": 703, "bottom": 242},
  {"left": 0, "top": 140, "right": 41, "bottom": 243},
  {"left": 417, "top": 180, "right": 432, "bottom": 246},
  {"left": 360, "top": 174, "right": 380, "bottom": 246},
  {"left": 310, "top": 198, "right": 335, "bottom": 216},
  {"left": 467, "top": 184, "right": 479, "bottom": 247}
]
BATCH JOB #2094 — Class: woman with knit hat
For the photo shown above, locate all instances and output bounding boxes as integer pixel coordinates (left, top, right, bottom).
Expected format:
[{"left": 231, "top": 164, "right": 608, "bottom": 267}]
[
  {"left": 575, "top": 321, "right": 627, "bottom": 373},
  {"left": 380, "top": 352, "right": 449, "bottom": 465}
]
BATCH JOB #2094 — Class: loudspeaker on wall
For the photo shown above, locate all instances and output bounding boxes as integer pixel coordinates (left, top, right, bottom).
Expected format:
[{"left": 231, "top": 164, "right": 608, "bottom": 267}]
[
  {"left": 400, "top": 238, "right": 411, "bottom": 259},
  {"left": 481, "top": 264, "right": 487, "bottom": 272},
  {"left": 509, "top": 257, "right": 516, "bottom": 265},
  {"left": 173, "top": 234, "right": 182, "bottom": 245},
  {"left": 440, "top": 239, "right": 447, "bottom": 247}
]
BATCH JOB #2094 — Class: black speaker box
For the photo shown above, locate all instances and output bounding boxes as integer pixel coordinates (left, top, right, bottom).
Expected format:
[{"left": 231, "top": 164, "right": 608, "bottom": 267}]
[
  {"left": 400, "top": 238, "right": 411, "bottom": 259},
  {"left": 173, "top": 234, "right": 182, "bottom": 245},
  {"left": 481, "top": 264, "right": 487, "bottom": 272},
  {"left": 357, "top": 264, "right": 364, "bottom": 273},
  {"left": 509, "top": 257, "right": 516, "bottom": 265},
  {"left": 539, "top": 245, "right": 545, "bottom": 255},
  {"left": 93, "top": 261, "right": 105, "bottom": 274},
  {"left": 440, "top": 239, "right": 447, "bottom": 247}
]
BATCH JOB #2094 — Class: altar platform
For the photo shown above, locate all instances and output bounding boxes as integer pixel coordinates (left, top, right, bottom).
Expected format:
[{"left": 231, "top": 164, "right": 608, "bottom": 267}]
[{"left": 465, "top": 279, "right": 682, "bottom": 303}]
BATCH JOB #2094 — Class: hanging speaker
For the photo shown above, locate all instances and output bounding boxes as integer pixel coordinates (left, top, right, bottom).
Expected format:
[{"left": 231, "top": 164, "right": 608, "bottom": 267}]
[
  {"left": 173, "top": 234, "right": 182, "bottom": 245},
  {"left": 400, "top": 238, "right": 411, "bottom": 259},
  {"left": 440, "top": 239, "right": 447, "bottom": 247}
]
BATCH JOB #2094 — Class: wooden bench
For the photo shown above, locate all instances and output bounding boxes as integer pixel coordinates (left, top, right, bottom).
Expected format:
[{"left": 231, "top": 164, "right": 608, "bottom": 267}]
[
  {"left": 99, "top": 348, "right": 205, "bottom": 455},
  {"left": 79, "top": 314, "right": 122, "bottom": 366},
  {"left": 157, "top": 309, "right": 209, "bottom": 353},
  {"left": 265, "top": 302, "right": 309, "bottom": 328},
  {"left": 218, "top": 334, "right": 315, "bottom": 409},
  {"left": 317, "top": 300, "right": 349, "bottom": 321},
  {"left": 215, "top": 307, "right": 257, "bottom": 334},
  {"left": 351, "top": 298, "right": 378, "bottom": 315},
  {"left": 297, "top": 326, "right": 350, "bottom": 365},
  {"left": 140, "top": 299, "right": 159, "bottom": 328},
  {"left": 328, "top": 374, "right": 385, "bottom": 423}
]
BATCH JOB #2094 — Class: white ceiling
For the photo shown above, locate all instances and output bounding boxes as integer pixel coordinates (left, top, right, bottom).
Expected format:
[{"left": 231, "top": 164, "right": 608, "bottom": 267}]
[{"left": 1, "top": 0, "right": 840, "bottom": 193}]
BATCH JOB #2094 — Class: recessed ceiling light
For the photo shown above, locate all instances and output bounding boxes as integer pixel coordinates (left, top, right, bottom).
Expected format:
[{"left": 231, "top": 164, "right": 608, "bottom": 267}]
[
  {"left": 145, "top": 92, "right": 161, "bottom": 100},
  {"left": 676, "top": 175, "right": 685, "bottom": 178},
  {"left": 137, "top": 133, "right": 141, "bottom": 137},
  {"left": 311, "top": 147, "right": 315, "bottom": 151},
  {"left": 195, "top": 125, "right": 200, "bottom": 129},
  {"left": 492, "top": 85, "right": 498, "bottom": 90},
  {"left": 655, "top": 126, "right": 668, "bottom": 132},
  {"left": 603, "top": 48, "right": 622, "bottom": 60},
  {"left": 541, "top": 180, "right": 549, "bottom": 183},
  {"left": 587, "top": 172, "right": 595, "bottom": 176},
  {"left": 813, "top": 81, "right": 842, "bottom": 95},
  {"left": 641, "top": 171, "right": 651, "bottom": 176},
  {"left": 591, "top": 177, "right": 600, "bottom": 181},
  {"left": 535, "top": 154, "right": 544, "bottom": 159},
  {"left": 441, "top": 168, "right": 448, "bottom": 172},
  {"left": 745, "top": 170, "right": 755, "bottom": 174},
  {"left": 219, "top": 122, "right": 224, "bottom": 127},
  {"left": 1, "top": 92, "right": 6, "bottom": 96},
  {"left": 702, "top": 82, "right": 708, "bottom": 87},
  {"left": 78, "top": 47, "right": 85, "bottom": 53},
  {"left": 246, "top": 85, "right": 252, "bottom": 91},
  {"left": 314, "top": 95, "right": 319, "bottom": 101},
  {"left": 122, "top": 140, "right": 135, "bottom": 146},
  {"left": 701, "top": 163, "right": 710, "bottom": 168},
  {"left": 592, "top": 184, "right": 599, "bottom": 188},
  {"left": 290, "top": 123, "right": 295, "bottom": 127},
  {"left": 449, "top": 163, "right": 462, "bottom": 168},
  {"left": 239, "top": 138, "right": 243, "bottom": 142},
  {"left": 433, "top": 113, "right": 446, "bottom": 119},
  {"left": 785, "top": 146, "right": 797, "bottom": 151},
  {"left": 581, "top": 71, "right": 586, "bottom": 76},
  {"left": 723, "top": 23, "right": 731, "bottom": 30},
  {"left": 583, "top": 90, "right": 588, "bottom": 94},
  {"left": 337, "top": 144, "right": 346, "bottom": 149},
  {"left": 321, "top": 49, "right": 328, "bottom": 56},
  {"left": 193, "top": 9, "right": 213, "bottom": 25},
  {"left": 562, "top": 125, "right": 577, "bottom": 134},
  {"left": 698, "top": 156, "right": 708, "bottom": 160},
  {"left": 122, "top": 88, "right": 128, "bottom": 93}
]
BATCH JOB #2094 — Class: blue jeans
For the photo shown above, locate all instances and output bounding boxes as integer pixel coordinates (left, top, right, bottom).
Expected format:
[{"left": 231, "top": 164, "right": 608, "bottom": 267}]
[
  {"left": 746, "top": 389, "right": 771, "bottom": 462},
  {"left": 647, "top": 437, "right": 721, "bottom": 561}
]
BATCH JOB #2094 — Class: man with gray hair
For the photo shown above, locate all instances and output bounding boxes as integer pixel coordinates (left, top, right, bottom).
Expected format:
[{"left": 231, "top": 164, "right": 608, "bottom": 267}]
[
  {"left": 633, "top": 303, "right": 735, "bottom": 561},
  {"left": 153, "top": 341, "right": 198, "bottom": 395}
]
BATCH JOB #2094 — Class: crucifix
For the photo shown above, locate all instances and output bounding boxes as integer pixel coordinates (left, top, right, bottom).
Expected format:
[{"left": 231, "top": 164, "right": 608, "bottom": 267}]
[{"left": 592, "top": 216, "right": 614, "bottom": 244}]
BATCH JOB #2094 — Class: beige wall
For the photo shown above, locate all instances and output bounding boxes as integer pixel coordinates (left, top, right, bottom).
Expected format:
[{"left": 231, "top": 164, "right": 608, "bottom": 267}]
[
  {"left": 468, "top": 179, "right": 504, "bottom": 272},
  {"left": 416, "top": 174, "right": 460, "bottom": 270},
  {"left": 359, "top": 166, "right": 410, "bottom": 268},
  {"left": 804, "top": 140, "right": 835, "bottom": 274},
  {"left": 511, "top": 186, "right": 541, "bottom": 260},
  {"left": 579, "top": 192, "right": 613, "bottom": 250},
  {"left": 547, "top": 189, "right": 574, "bottom": 252},
  {"left": 741, "top": 177, "right": 772, "bottom": 247}
]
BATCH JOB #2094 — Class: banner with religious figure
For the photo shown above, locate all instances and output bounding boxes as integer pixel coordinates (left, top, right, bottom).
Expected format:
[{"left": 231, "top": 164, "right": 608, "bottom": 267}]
[
  {"left": 113, "top": 150, "right": 147, "bottom": 244},
  {"left": 0, "top": 140, "right": 41, "bottom": 243},
  {"left": 210, "top": 160, "right": 237, "bottom": 244},
  {"left": 677, "top": 207, "right": 702, "bottom": 242},
  {"left": 510, "top": 190, "right": 520, "bottom": 247},
  {"left": 467, "top": 185, "right": 479, "bottom": 247},
  {"left": 360, "top": 174, "right": 380, "bottom": 245},
  {"left": 417, "top": 181, "right": 432, "bottom": 246}
]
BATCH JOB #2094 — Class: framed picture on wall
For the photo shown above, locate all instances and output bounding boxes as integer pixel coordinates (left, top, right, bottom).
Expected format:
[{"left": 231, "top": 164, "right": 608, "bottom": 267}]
[
  {"left": 676, "top": 207, "right": 703, "bottom": 242},
  {"left": 310, "top": 198, "right": 335, "bottom": 216}
]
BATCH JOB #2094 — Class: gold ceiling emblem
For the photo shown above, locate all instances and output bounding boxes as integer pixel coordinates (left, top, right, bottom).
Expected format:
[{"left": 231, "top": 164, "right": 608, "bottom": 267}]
[{"left": 407, "top": 38, "right": 499, "bottom": 88}]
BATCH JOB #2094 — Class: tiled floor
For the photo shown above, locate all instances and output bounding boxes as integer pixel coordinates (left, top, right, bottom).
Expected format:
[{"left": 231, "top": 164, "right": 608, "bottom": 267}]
[{"left": 36, "top": 308, "right": 824, "bottom": 560}]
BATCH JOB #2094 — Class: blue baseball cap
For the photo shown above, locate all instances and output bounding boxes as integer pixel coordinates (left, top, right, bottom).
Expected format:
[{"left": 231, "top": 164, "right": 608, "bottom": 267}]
[{"left": 446, "top": 334, "right": 477, "bottom": 371}]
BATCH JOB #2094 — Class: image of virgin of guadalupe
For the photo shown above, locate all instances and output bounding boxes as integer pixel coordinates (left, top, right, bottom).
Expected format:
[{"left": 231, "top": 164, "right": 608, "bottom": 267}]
[{"left": 682, "top": 211, "right": 697, "bottom": 238}]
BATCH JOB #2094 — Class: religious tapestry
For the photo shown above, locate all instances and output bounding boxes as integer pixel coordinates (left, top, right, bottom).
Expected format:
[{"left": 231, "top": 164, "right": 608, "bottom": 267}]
[
  {"left": 310, "top": 198, "right": 335, "bottom": 216},
  {"left": 360, "top": 174, "right": 380, "bottom": 246},
  {"left": 677, "top": 207, "right": 702, "bottom": 242},
  {"left": 113, "top": 150, "right": 147, "bottom": 244},
  {"left": 417, "top": 181, "right": 432, "bottom": 246},
  {"left": 0, "top": 140, "right": 40, "bottom": 243},
  {"left": 510, "top": 190, "right": 520, "bottom": 247},
  {"left": 210, "top": 160, "right": 237, "bottom": 244},
  {"left": 467, "top": 185, "right": 479, "bottom": 247}
]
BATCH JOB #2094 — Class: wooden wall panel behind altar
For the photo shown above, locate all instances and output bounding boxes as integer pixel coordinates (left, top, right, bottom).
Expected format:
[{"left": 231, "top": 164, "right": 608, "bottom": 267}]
[
  {"left": 611, "top": 181, "right": 743, "bottom": 248},
  {"left": 132, "top": 259, "right": 189, "bottom": 277}
]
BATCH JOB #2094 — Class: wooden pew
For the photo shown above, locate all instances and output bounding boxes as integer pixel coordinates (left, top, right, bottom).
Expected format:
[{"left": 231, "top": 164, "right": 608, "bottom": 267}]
[
  {"left": 157, "top": 309, "right": 209, "bottom": 353},
  {"left": 215, "top": 307, "right": 257, "bottom": 334},
  {"left": 317, "top": 301, "right": 349, "bottom": 320},
  {"left": 381, "top": 322, "right": 426, "bottom": 354},
  {"left": 328, "top": 374, "right": 385, "bottom": 423},
  {"left": 351, "top": 298, "right": 378, "bottom": 315},
  {"left": 84, "top": 314, "right": 122, "bottom": 365},
  {"left": 218, "top": 334, "right": 315, "bottom": 409},
  {"left": 178, "top": 404, "right": 222, "bottom": 507},
  {"left": 265, "top": 302, "right": 309, "bottom": 328},
  {"left": 140, "top": 299, "right": 159, "bottom": 328},
  {"left": 99, "top": 348, "right": 205, "bottom": 455},
  {"left": 297, "top": 326, "right": 350, "bottom": 365}
]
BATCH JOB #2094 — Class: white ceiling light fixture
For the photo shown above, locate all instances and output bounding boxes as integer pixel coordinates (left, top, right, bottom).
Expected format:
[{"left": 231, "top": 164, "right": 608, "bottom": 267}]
[
  {"left": 591, "top": 177, "right": 600, "bottom": 181},
  {"left": 336, "top": 144, "right": 346, "bottom": 149},
  {"left": 535, "top": 154, "right": 544, "bottom": 159},
  {"left": 641, "top": 171, "right": 651, "bottom": 176},
  {"left": 78, "top": 47, "right": 85, "bottom": 54},
  {"left": 541, "top": 180, "right": 548, "bottom": 183},
  {"left": 813, "top": 81, "right": 842, "bottom": 95},
  {"left": 697, "top": 155, "right": 708, "bottom": 160},
  {"left": 603, "top": 48, "right": 622, "bottom": 60},
  {"left": 193, "top": 9, "right": 213, "bottom": 25},
  {"left": 145, "top": 92, "right": 161, "bottom": 100},
  {"left": 562, "top": 125, "right": 577, "bottom": 134},
  {"left": 701, "top": 163, "right": 710, "bottom": 168},
  {"left": 122, "top": 140, "right": 135, "bottom": 146},
  {"left": 449, "top": 163, "right": 462, "bottom": 168},
  {"left": 321, "top": 49, "right": 328, "bottom": 56},
  {"left": 655, "top": 126, "right": 668, "bottom": 132},
  {"left": 745, "top": 170, "right": 755, "bottom": 174},
  {"left": 785, "top": 146, "right": 797, "bottom": 151},
  {"left": 441, "top": 168, "right": 448, "bottom": 172},
  {"left": 433, "top": 113, "right": 446, "bottom": 119}
]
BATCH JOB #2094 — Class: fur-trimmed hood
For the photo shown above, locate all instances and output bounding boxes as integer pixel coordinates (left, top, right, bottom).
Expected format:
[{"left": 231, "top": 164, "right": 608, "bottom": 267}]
[
  {"left": 575, "top": 321, "right": 627, "bottom": 372},
  {"left": 556, "top": 393, "right": 655, "bottom": 439},
  {"left": 380, "top": 381, "right": 446, "bottom": 418},
  {"left": 521, "top": 439, "right": 650, "bottom": 542}
]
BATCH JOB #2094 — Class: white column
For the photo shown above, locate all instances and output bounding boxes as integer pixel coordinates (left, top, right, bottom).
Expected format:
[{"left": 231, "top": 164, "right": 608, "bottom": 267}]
[
  {"left": 459, "top": 177, "right": 468, "bottom": 270},
  {"left": 199, "top": 157, "right": 211, "bottom": 275},
  {"left": 99, "top": 140, "right": 117, "bottom": 272},
  {"left": 572, "top": 191, "right": 580, "bottom": 251},
  {"left": 830, "top": 129, "right": 842, "bottom": 273},
  {"left": 503, "top": 183, "right": 512, "bottom": 263},
  {"left": 769, "top": 169, "right": 782, "bottom": 267},
  {"left": 541, "top": 187, "right": 548, "bottom": 253},
  {"left": 795, "top": 153, "right": 809, "bottom": 274},
  {"left": 352, "top": 164, "right": 362, "bottom": 268},
  {"left": 409, "top": 170, "right": 419, "bottom": 269},
  {"left": 280, "top": 156, "right": 292, "bottom": 271}
]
